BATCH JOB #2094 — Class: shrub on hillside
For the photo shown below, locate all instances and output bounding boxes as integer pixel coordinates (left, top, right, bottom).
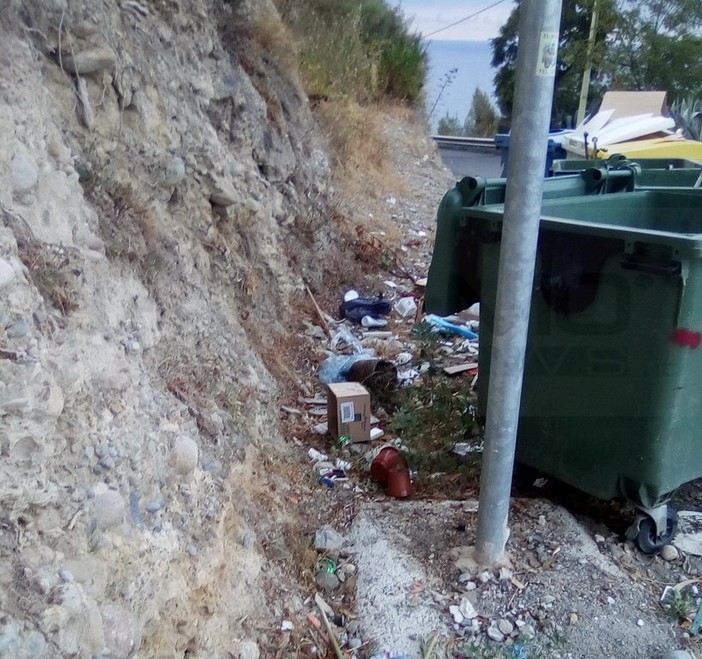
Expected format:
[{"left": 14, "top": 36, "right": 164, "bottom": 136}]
[{"left": 275, "top": 0, "right": 426, "bottom": 104}]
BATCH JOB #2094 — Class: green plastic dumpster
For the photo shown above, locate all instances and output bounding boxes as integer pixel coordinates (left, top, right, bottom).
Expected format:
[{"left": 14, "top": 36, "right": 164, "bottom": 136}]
[
  {"left": 471, "top": 190, "right": 702, "bottom": 551},
  {"left": 425, "top": 168, "right": 637, "bottom": 316}
]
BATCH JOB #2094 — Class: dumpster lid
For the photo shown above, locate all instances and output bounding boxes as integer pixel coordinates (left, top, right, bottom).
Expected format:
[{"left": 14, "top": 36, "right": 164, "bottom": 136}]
[{"left": 466, "top": 190, "right": 702, "bottom": 257}]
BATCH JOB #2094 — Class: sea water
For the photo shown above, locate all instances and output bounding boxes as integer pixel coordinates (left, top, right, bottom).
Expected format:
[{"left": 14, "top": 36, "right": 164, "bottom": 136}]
[{"left": 424, "top": 39, "right": 496, "bottom": 132}]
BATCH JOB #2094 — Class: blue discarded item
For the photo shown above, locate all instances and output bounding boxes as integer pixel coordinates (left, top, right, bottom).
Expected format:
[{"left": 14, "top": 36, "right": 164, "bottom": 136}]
[
  {"left": 340, "top": 294, "right": 391, "bottom": 323},
  {"left": 319, "top": 354, "right": 376, "bottom": 384},
  {"left": 425, "top": 314, "right": 478, "bottom": 340}
]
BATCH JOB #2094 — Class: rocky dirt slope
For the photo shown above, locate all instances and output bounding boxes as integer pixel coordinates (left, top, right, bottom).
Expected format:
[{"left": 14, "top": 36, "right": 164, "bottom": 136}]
[{"left": 0, "top": 0, "right": 376, "bottom": 655}]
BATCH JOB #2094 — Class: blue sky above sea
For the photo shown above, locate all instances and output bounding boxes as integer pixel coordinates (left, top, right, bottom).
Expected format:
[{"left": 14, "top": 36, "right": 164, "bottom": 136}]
[
  {"left": 389, "top": 1, "right": 512, "bottom": 131},
  {"left": 424, "top": 40, "right": 495, "bottom": 132}
]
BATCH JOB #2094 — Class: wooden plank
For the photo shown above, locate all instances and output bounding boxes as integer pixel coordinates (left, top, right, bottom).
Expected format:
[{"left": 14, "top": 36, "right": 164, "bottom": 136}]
[{"left": 443, "top": 362, "right": 479, "bottom": 376}]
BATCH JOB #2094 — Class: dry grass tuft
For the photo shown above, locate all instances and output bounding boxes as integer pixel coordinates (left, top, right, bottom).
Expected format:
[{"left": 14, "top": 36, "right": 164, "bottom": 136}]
[
  {"left": 249, "top": 6, "right": 298, "bottom": 72},
  {"left": 18, "top": 242, "right": 82, "bottom": 315}
]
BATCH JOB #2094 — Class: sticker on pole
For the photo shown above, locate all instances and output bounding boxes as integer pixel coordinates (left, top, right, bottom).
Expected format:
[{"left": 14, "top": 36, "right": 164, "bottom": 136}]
[{"left": 536, "top": 31, "right": 558, "bottom": 77}]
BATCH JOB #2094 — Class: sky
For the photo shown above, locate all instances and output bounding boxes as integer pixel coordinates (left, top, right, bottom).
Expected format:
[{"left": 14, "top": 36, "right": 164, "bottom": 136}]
[{"left": 392, "top": 0, "right": 514, "bottom": 42}]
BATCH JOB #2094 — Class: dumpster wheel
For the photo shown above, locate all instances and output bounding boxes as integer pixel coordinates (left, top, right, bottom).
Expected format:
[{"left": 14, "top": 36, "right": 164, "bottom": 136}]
[{"left": 634, "top": 507, "right": 678, "bottom": 554}]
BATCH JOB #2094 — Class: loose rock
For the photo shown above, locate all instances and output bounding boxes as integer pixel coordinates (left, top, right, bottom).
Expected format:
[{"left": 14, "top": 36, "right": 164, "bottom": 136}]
[
  {"left": 486, "top": 623, "right": 505, "bottom": 643},
  {"left": 661, "top": 545, "right": 679, "bottom": 562},
  {"left": 315, "top": 570, "right": 340, "bottom": 592},
  {"left": 497, "top": 619, "right": 513, "bottom": 635},
  {"left": 94, "top": 490, "right": 125, "bottom": 530},
  {"left": 171, "top": 437, "right": 198, "bottom": 475},
  {"left": 314, "top": 525, "right": 345, "bottom": 551}
]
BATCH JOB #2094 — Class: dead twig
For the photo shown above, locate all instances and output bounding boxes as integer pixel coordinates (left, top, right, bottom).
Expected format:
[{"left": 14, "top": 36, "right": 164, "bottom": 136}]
[
  {"left": 314, "top": 596, "right": 344, "bottom": 659},
  {"left": 304, "top": 282, "right": 333, "bottom": 339}
]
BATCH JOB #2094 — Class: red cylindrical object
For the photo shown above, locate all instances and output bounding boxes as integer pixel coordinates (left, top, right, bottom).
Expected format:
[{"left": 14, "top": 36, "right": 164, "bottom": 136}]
[
  {"left": 386, "top": 464, "right": 412, "bottom": 498},
  {"left": 370, "top": 447, "right": 404, "bottom": 485}
]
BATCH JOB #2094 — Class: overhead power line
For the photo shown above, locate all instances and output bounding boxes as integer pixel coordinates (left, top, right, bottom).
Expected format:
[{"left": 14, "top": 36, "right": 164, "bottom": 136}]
[{"left": 424, "top": 0, "right": 509, "bottom": 38}]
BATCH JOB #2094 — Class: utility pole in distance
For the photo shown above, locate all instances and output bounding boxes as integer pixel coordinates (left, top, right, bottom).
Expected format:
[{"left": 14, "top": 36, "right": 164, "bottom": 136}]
[{"left": 475, "top": 0, "right": 563, "bottom": 565}]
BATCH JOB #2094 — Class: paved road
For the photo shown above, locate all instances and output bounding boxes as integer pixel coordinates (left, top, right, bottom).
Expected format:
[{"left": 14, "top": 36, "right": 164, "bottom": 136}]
[{"left": 438, "top": 146, "right": 503, "bottom": 179}]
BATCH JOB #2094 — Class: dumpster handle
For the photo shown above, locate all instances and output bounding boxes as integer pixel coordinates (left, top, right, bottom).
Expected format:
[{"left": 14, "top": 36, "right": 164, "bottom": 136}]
[{"left": 620, "top": 258, "right": 681, "bottom": 277}]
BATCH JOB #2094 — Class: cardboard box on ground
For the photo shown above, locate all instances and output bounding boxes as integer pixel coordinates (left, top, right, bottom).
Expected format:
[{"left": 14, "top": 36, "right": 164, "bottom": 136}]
[{"left": 326, "top": 383, "right": 371, "bottom": 443}]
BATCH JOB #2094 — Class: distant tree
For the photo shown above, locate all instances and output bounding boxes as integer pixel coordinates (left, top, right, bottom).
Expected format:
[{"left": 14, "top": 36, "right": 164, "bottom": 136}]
[
  {"left": 437, "top": 113, "right": 463, "bottom": 136},
  {"left": 491, "top": 0, "right": 617, "bottom": 126},
  {"left": 605, "top": 0, "right": 702, "bottom": 101},
  {"left": 463, "top": 88, "right": 499, "bottom": 137}
]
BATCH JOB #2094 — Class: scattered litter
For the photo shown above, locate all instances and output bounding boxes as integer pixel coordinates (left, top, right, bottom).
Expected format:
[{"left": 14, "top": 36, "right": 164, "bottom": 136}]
[
  {"left": 281, "top": 405, "right": 302, "bottom": 415},
  {"left": 690, "top": 603, "right": 702, "bottom": 634},
  {"left": 370, "top": 427, "right": 385, "bottom": 441},
  {"left": 363, "top": 331, "right": 393, "bottom": 339},
  {"left": 344, "top": 289, "right": 360, "bottom": 302},
  {"left": 280, "top": 620, "right": 294, "bottom": 632},
  {"left": 414, "top": 277, "right": 427, "bottom": 287},
  {"left": 384, "top": 280, "right": 398, "bottom": 288},
  {"left": 313, "top": 422, "right": 328, "bottom": 435},
  {"left": 673, "top": 511, "right": 702, "bottom": 556},
  {"left": 319, "top": 354, "right": 373, "bottom": 384},
  {"left": 453, "top": 442, "right": 481, "bottom": 457},
  {"left": 533, "top": 477, "right": 549, "bottom": 488},
  {"left": 340, "top": 293, "right": 391, "bottom": 324},
  {"left": 331, "top": 324, "right": 365, "bottom": 354},
  {"left": 443, "top": 362, "right": 478, "bottom": 376},
  {"left": 394, "top": 296, "right": 418, "bottom": 318},
  {"left": 308, "top": 448, "right": 328, "bottom": 462},
  {"left": 362, "top": 315, "right": 388, "bottom": 328},
  {"left": 394, "top": 352, "right": 412, "bottom": 366},
  {"left": 425, "top": 314, "right": 478, "bottom": 340}
]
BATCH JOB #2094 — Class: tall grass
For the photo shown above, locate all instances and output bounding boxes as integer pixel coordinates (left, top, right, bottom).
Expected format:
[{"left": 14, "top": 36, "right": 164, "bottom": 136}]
[{"left": 275, "top": 0, "right": 426, "bottom": 104}]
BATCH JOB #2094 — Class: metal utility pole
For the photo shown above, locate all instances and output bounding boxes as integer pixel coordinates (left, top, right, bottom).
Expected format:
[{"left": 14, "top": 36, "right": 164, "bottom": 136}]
[
  {"left": 576, "top": 0, "right": 600, "bottom": 127},
  {"left": 475, "top": 0, "right": 563, "bottom": 565}
]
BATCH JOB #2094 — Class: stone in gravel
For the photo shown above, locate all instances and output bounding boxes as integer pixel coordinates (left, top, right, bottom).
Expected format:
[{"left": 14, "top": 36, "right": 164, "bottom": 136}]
[
  {"left": 237, "top": 640, "right": 260, "bottom": 659},
  {"left": 497, "top": 619, "right": 514, "bottom": 635},
  {"left": 449, "top": 605, "right": 464, "bottom": 625},
  {"left": 94, "top": 490, "right": 125, "bottom": 529},
  {"left": 478, "top": 571, "right": 491, "bottom": 583},
  {"left": 314, "top": 525, "right": 345, "bottom": 551},
  {"left": 0, "top": 259, "right": 15, "bottom": 288},
  {"left": 348, "top": 638, "right": 362, "bottom": 650},
  {"left": 346, "top": 620, "right": 360, "bottom": 635},
  {"left": 464, "top": 581, "right": 477, "bottom": 591},
  {"left": 6, "top": 319, "right": 31, "bottom": 338},
  {"left": 636, "top": 619, "right": 645, "bottom": 627},
  {"left": 101, "top": 603, "right": 141, "bottom": 659},
  {"left": 459, "top": 598, "right": 478, "bottom": 620},
  {"left": 315, "top": 570, "right": 340, "bottom": 592},
  {"left": 486, "top": 623, "right": 505, "bottom": 642},
  {"left": 12, "top": 155, "right": 38, "bottom": 193},
  {"left": 662, "top": 653, "right": 694, "bottom": 659},
  {"left": 60, "top": 48, "right": 117, "bottom": 75},
  {"left": 569, "top": 613, "right": 579, "bottom": 625},
  {"left": 145, "top": 498, "right": 164, "bottom": 513},
  {"left": 172, "top": 437, "right": 198, "bottom": 474},
  {"left": 661, "top": 545, "right": 679, "bottom": 561},
  {"left": 498, "top": 567, "right": 513, "bottom": 581},
  {"left": 520, "top": 624, "right": 535, "bottom": 640},
  {"left": 542, "top": 595, "right": 556, "bottom": 605}
]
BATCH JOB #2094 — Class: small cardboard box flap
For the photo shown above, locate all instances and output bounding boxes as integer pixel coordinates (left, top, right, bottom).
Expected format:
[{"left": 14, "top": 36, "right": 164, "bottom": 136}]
[{"left": 599, "top": 91, "right": 668, "bottom": 122}]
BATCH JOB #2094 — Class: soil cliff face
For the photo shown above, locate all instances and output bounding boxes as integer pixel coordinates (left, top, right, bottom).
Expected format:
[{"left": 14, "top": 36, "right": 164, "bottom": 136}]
[{"left": 0, "top": 1, "right": 344, "bottom": 656}]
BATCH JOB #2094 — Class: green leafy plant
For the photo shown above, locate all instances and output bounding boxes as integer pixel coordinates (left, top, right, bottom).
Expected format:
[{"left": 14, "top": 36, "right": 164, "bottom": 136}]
[
  {"left": 390, "top": 322, "right": 477, "bottom": 472},
  {"left": 670, "top": 97, "right": 702, "bottom": 141},
  {"left": 663, "top": 588, "right": 697, "bottom": 623}
]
